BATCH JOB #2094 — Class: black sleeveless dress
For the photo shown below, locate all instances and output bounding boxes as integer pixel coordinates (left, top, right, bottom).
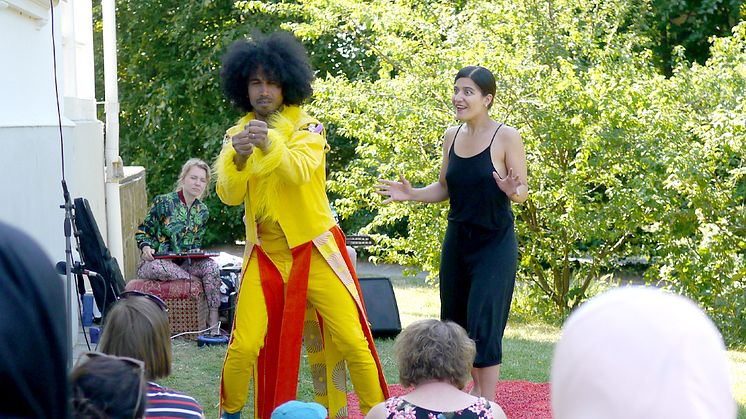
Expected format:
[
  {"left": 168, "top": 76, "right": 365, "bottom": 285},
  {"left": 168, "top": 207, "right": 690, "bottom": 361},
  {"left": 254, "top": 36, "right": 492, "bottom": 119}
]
[{"left": 440, "top": 123, "right": 518, "bottom": 367}]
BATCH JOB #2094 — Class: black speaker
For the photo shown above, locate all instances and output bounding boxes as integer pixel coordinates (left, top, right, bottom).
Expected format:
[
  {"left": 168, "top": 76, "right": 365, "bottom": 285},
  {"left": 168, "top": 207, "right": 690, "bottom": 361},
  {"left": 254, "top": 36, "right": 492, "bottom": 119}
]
[{"left": 359, "top": 277, "right": 401, "bottom": 337}]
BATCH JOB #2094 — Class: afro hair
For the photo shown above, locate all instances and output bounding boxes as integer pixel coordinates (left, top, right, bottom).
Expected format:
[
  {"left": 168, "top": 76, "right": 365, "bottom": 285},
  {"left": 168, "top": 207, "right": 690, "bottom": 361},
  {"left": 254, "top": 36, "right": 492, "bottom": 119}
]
[{"left": 221, "top": 31, "right": 315, "bottom": 112}]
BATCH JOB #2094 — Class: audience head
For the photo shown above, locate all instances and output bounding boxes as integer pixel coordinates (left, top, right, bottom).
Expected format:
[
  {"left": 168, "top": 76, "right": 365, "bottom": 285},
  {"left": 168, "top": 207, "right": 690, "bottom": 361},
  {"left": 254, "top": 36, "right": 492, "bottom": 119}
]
[
  {"left": 270, "top": 400, "right": 327, "bottom": 419},
  {"left": 0, "top": 222, "right": 69, "bottom": 418},
  {"left": 176, "top": 157, "right": 211, "bottom": 199},
  {"left": 70, "top": 352, "right": 147, "bottom": 419},
  {"left": 551, "top": 286, "right": 736, "bottom": 419},
  {"left": 395, "top": 319, "right": 476, "bottom": 389},
  {"left": 99, "top": 292, "right": 172, "bottom": 380}
]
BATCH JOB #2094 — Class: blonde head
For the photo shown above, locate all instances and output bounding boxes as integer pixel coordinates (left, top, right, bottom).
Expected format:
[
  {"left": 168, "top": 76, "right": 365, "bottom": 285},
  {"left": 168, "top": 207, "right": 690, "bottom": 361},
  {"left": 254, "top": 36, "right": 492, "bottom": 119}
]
[{"left": 176, "top": 158, "right": 211, "bottom": 199}]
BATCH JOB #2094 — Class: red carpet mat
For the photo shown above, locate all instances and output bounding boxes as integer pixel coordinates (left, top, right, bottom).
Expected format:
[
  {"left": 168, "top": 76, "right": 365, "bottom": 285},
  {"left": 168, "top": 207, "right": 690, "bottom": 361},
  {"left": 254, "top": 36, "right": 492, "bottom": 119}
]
[{"left": 346, "top": 381, "right": 551, "bottom": 418}]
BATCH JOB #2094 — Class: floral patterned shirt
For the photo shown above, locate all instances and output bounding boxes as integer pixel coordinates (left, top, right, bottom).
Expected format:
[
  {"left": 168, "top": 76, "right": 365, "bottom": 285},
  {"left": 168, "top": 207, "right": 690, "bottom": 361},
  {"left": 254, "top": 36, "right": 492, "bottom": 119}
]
[
  {"left": 384, "top": 396, "right": 495, "bottom": 419},
  {"left": 135, "top": 191, "right": 208, "bottom": 254}
]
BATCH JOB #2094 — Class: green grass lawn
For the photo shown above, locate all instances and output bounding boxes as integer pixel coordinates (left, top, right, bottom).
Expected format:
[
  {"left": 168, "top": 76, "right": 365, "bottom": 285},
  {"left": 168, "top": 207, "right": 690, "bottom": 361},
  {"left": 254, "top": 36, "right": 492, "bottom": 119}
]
[{"left": 163, "top": 269, "right": 746, "bottom": 418}]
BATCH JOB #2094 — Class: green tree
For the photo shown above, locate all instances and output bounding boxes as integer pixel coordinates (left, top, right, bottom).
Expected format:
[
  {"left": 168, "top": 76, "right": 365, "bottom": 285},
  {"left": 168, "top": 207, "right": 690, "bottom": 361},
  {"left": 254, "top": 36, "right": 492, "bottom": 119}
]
[
  {"left": 245, "top": 0, "right": 745, "bottom": 344},
  {"left": 103, "top": 0, "right": 745, "bottom": 345},
  {"left": 648, "top": 0, "right": 744, "bottom": 76},
  {"left": 103, "top": 0, "right": 384, "bottom": 242},
  {"left": 109, "top": 0, "right": 289, "bottom": 244},
  {"left": 247, "top": 0, "right": 662, "bottom": 309},
  {"left": 642, "top": 23, "right": 746, "bottom": 343}
]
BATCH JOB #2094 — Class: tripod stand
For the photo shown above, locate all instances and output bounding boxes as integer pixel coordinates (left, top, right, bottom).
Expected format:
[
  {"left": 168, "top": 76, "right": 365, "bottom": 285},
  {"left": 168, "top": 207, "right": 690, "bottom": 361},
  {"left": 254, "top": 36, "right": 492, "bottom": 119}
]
[
  {"left": 60, "top": 180, "right": 97, "bottom": 366},
  {"left": 60, "top": 181, "right": 126, "bottom": 366},
  {"left": 61, "top": 180, "right": 76, "bottom": 369}
]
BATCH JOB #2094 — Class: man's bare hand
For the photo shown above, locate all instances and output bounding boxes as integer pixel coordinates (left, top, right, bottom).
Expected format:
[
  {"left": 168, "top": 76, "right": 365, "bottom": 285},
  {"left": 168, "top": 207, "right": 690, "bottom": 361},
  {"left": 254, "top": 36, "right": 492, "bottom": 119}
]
[
  {"left": 231, "top": 120, "right": 270, "bottom": 168},
  {"left": 234, "top": 120, "right": 270, "bottom": 152}
]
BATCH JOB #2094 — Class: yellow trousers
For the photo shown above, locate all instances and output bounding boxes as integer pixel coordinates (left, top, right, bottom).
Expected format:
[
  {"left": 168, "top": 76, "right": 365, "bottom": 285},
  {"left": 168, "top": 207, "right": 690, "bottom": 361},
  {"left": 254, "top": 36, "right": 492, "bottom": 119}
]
[{"left": 220, "top": 222, "right": 384, "bottom": 417}]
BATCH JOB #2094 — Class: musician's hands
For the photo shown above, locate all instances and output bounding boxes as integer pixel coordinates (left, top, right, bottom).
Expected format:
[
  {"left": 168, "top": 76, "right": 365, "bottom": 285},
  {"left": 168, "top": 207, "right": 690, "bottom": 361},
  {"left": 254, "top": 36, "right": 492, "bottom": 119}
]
[{"left": 141, "top": 245, "right": 155, "bottom": 261}]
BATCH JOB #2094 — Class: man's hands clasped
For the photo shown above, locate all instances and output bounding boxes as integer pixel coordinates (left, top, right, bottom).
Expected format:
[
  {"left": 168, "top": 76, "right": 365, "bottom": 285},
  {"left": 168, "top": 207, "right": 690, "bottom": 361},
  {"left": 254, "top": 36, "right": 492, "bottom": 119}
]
[{"left": 232, "top": 120, "right": 270, "bottom": 166}]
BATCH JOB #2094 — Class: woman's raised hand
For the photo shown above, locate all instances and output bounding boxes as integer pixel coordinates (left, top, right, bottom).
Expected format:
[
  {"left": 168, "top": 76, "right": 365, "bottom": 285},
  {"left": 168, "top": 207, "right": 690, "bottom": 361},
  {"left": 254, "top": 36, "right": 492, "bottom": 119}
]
[
  {"left": 492, "top": 168, "right": 523, "bottom": 198},
  {"left": 376, "top": 174, "right": 414, "bottom": 204}
]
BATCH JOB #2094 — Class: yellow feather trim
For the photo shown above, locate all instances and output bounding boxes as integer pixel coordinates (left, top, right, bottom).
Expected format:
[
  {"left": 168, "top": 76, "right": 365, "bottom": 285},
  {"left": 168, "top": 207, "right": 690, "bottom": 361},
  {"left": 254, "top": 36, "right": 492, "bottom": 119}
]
[
  {"left": 213, "top": 144, "right": 250, "bottom": 186},
  {"left": 220, "top": 106, "right": 318, "bottom": 223},
  {"left": 248, "top": 106, "right": 305, "bottom": 222}
]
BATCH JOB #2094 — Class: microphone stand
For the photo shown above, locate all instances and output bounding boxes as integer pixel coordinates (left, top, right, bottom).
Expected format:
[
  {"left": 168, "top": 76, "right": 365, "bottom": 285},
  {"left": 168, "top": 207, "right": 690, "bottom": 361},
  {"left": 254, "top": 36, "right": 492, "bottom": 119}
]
[{"left": 61, "top": 180, "right": 74, "bottom": 369}]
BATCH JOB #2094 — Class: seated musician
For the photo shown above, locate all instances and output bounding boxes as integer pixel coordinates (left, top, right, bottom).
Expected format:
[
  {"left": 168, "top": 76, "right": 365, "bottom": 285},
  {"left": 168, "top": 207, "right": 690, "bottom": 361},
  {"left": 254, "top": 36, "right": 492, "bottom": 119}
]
[{"left": 135, "top": 158, "right": 222, "bottom": 336}]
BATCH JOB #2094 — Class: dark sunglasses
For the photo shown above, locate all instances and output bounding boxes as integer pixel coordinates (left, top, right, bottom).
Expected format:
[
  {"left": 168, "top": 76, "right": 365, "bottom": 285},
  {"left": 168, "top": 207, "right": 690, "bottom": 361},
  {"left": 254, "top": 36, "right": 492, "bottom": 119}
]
[
  {"left": 75, "top": 351, "right": 146, "bottom": 419},
  {"left": 119, "top": 290, "right": 168, "bottom": 312}
]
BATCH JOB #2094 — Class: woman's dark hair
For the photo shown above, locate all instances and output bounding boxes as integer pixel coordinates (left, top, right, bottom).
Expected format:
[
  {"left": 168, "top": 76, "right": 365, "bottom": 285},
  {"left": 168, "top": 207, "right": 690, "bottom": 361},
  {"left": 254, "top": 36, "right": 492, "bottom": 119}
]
[
  {"left": 454, "top": 66, "right": 497, "bottom": 108},
  {"left": 70, "top": 356, "right": 146, "bottom": 419},
  {"left": 221, "top": 31, "right": 315, "bottom": 112}
]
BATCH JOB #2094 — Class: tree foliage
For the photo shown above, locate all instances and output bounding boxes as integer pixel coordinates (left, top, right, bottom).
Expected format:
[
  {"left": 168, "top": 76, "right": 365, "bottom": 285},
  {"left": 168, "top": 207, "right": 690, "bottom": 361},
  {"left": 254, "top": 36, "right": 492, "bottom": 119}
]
[
  {"left": 644, "top": 26, "right": 746, "bottom": 344},
  {"left": 104, "top": 0, "right": 745, "bottom": 345},
  {"left": 106, "top": 0, "right": 383, "bottom": 242},
  {"left": 647, "top": 0, "right": 744, "bottom": 75},
  {"left": 109, "top": 0, "right": 288, "bottom": 244},
  {"left": 243, "top": 0, "right": 744, "bottom": 344}
]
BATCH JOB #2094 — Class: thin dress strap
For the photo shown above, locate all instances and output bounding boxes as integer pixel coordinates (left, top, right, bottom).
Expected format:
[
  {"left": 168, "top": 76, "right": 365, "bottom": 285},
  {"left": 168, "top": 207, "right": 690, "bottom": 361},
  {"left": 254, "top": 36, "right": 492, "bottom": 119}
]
[
  {"left": 488, "top": 123, "right": 504, "bottom": 147},
  {"left": 448, "top": 124, "right": 465, "bottom": 155}
]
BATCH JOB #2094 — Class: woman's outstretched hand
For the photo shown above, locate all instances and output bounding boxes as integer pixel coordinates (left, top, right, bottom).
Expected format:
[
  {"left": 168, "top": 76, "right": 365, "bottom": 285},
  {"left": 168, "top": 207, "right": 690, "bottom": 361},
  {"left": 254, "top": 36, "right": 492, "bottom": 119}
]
[
  {"left": 493, "top": 168, "right": 524, "bottom": 198},
  {"left": 376, "top": 174, "right": 414, "bottom": 204}
]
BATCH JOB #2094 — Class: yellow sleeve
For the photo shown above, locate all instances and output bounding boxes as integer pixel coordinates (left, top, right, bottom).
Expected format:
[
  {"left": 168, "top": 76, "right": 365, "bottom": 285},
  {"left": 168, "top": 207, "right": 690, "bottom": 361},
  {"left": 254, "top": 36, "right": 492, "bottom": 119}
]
[
  {"left": 248, "top": 129, "right": 325, "bottom": 186},
  {"left": 213, "top": 143, "right": 251, "bottom": 206}
]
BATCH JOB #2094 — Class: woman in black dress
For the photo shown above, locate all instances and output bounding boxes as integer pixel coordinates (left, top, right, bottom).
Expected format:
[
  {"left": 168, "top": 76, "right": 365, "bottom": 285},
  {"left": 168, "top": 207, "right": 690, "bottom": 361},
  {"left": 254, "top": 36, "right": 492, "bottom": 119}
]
[{"left": 376, "top": 66, "right": 528, "bottom": 401}]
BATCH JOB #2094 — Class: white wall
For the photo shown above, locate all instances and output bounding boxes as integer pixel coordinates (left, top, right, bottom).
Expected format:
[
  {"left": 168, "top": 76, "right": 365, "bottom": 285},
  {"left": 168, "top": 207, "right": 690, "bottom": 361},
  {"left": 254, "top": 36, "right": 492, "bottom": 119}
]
[
  {"left": 0, "top": 0, "right": 105, "bottom": 264},
  {"left": 0, "top": 125, "right": 71, "bottom": 250},
  {"left": 0, "top": 0, "right": 106, "bottom": 347},
  {"left": 0, "top": 3, "right": 65, "bottom": 128}
]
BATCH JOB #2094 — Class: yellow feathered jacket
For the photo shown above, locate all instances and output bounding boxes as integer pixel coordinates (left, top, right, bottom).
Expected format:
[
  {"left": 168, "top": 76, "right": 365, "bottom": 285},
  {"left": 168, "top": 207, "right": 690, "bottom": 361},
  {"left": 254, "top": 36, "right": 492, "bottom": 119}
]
[{"left": 214, "top": 106, "right": 336, "bottom": 249}]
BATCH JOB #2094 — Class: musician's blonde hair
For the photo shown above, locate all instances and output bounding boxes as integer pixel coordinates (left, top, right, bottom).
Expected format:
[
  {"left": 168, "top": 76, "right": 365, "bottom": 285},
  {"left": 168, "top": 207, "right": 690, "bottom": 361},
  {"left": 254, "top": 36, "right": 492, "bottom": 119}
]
[{"left": 175, "top": 158, "right": 211, "bottom": 199}]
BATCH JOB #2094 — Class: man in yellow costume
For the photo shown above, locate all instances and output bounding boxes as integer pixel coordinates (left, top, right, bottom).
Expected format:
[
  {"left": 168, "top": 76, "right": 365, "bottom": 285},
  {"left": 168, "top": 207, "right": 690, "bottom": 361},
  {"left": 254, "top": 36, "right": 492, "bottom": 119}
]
[{"left": 214, "top": 32, "right": 388, "bottom": 419}]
